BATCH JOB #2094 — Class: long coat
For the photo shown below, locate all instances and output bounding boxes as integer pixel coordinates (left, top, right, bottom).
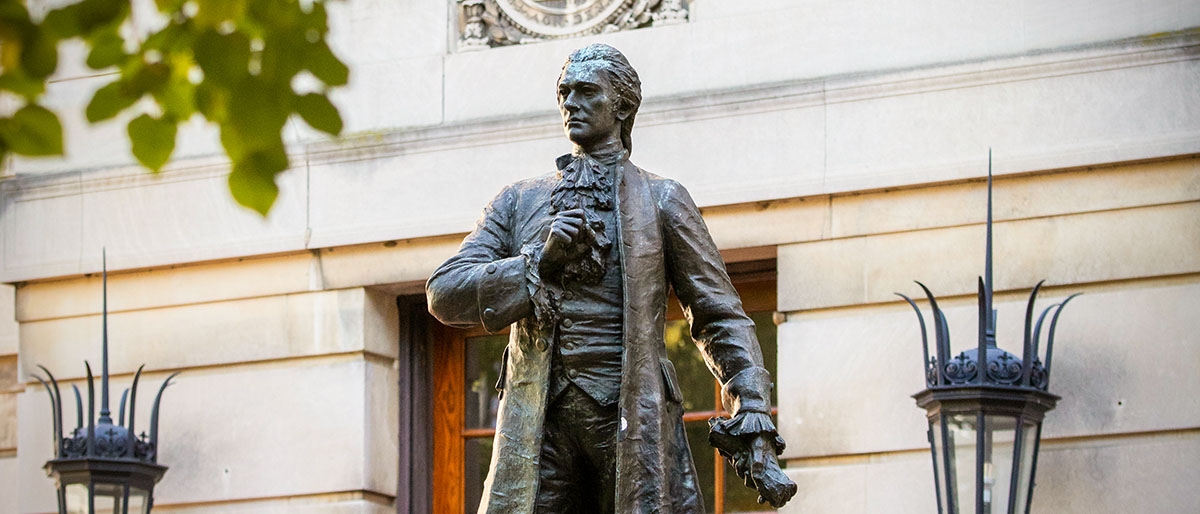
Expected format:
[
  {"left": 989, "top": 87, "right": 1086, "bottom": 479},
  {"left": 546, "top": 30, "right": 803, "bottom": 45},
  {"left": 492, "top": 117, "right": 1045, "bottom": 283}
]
[{"left": 427, "top": 160, "right": 774, "bottom": 514}]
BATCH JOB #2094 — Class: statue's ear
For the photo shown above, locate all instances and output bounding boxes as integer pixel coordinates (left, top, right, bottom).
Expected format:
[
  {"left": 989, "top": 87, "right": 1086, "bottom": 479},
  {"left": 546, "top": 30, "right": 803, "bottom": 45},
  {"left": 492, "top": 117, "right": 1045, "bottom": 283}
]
[{"left": 615, "top": 102, "right": 633, "bottom": 121}]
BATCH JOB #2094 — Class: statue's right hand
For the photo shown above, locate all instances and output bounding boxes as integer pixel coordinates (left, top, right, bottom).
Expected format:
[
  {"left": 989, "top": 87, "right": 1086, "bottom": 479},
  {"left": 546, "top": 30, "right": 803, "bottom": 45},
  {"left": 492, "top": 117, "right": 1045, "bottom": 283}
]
[{"left": 541, "top": 209, "right": 587, "bottom": 273}]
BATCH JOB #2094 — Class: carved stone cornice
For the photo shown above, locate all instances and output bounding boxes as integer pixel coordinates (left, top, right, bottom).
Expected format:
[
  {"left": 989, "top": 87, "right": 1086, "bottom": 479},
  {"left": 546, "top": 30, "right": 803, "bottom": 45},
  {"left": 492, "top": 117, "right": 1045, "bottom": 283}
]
[{"left": 456, "top": 0, "right": 688, "bottom": 51}]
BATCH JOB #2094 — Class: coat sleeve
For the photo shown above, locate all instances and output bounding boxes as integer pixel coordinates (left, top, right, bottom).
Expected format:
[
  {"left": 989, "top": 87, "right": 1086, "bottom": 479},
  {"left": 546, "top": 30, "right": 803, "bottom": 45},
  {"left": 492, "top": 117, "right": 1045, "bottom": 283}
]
[
  {"left": 658, "top": 179, "right": 774, "bottom": 416},
  {"left": 426, "top": 184, "right": 539, "bottom": 333}
]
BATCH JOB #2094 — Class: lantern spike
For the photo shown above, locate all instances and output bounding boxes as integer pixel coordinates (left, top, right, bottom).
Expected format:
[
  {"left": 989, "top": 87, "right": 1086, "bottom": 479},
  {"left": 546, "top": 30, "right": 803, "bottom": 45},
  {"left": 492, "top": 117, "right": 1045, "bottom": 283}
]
[
  {"left": 85, "top": 361, "right": 95, "bottom": 456},
  {"left": 71, "top": 384, "right": 83, "bottom": 431},
  {"left": 984, "top": 149, "right": 994, "bottom": 332},
  {"left": 31, "top": 373, "right": 62, "bottom": 457},
  {"left": 36, "top": 365, "right": 64, "bottom": 452},
  {"left": 99, "top": 248, "right": 112, "bottom": 425},
  {"left": 1044, "top": 293, "right": 1082, "bottom": 386},
  {"left": 1031, "top": 303, "right": 1059, "bottom": 367},
  {"left": 118, "top": 388, "right": 129, "bottom": 427},
  {"left": 976, "top": 277, "right": 989, "bottom": 385},
  {"left": 127, "top": 365, "right": 144, "bottom": 437},
  {"left": 1020, "top": 280, "right": 1046, "bottom": 386},
  {"left": 148, "top": 372, "right": 180, "bottom": 462},
  {"left": 896, "top": 293, "right": 932, "bottom": 385},
  {"left": 915, "top": 281, "right": 950, "bottom": 385}
]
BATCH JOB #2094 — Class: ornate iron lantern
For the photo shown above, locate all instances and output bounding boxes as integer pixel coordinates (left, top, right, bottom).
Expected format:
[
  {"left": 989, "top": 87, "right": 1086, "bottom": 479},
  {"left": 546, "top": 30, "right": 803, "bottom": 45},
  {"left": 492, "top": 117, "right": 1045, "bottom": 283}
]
[
  {"left": 32, "top": 252, "right": 178, "bottom": 514},
  {"left": 897, "top": 156, "right": 1078, "bottom": 514}
]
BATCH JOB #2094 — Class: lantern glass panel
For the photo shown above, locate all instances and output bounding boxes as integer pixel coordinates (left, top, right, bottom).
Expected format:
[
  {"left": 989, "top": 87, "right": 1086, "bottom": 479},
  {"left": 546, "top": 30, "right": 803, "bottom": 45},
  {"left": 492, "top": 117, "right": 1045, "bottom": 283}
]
[
  {"left": 982, "top": 415, "right": 1019, "bottom": 514},
  {"left": 1013, "top": 421, "right": 1039, "bottom": 514},
  {"left": 930, "top": 422, "right": 950, "bottom": 514},
  {"left": 89, "top": 484, "right": 150, "bottom": 514},
  {"left": 945, "top": 413, "right": 976, "bottom": 513},
  {"left": 64, "top": 484, "right": 88, "bottom": 514},
  {"left": 942, "top": 414, "right": 1025, "bottom": 514}
]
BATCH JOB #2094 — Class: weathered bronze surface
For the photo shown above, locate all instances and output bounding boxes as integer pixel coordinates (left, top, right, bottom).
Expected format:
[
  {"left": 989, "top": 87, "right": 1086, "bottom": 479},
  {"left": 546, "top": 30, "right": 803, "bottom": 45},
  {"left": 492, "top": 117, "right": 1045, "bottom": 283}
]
[{"left": 427, "top": 43, "right": 795, "bottom": 513}]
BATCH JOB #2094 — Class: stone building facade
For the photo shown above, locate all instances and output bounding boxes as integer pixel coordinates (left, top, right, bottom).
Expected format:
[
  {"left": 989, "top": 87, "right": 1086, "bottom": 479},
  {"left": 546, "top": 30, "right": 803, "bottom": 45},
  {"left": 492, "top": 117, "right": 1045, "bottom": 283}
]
[{"left": 1, "top": 1, "right": 1198, "bottom": 512}]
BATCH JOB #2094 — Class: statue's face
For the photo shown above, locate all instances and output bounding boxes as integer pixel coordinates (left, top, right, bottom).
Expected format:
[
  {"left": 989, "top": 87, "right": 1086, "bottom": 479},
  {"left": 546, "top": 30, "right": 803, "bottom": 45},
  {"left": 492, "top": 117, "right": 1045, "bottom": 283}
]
[{"left": 558, "top": 63, "right": 627, "bottom": 149}]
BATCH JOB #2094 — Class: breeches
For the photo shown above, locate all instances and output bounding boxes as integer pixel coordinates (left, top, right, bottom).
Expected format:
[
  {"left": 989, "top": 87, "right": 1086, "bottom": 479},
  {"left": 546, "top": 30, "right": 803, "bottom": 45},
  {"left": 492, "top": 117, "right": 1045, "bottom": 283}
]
[{"left": 534, "top": 384, "right": 618, "bottom": 514}]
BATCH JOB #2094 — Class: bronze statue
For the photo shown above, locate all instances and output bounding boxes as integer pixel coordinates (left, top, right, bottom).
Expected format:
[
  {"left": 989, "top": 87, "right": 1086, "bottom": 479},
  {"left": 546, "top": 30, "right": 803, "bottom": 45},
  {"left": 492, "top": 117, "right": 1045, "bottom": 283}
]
[{"left": 427, "top": 43, "right": 795, "bottom": 514}]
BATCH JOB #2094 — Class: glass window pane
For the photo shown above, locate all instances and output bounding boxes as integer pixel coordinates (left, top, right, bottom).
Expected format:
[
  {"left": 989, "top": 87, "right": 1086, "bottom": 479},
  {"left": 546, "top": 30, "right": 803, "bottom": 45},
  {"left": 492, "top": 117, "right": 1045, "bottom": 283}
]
[
  {"left": 465, "top": 437, "right": 495, "bottom": 513},
  {"left": 465, "top": 334, "right": 508, "bottom": 429}
]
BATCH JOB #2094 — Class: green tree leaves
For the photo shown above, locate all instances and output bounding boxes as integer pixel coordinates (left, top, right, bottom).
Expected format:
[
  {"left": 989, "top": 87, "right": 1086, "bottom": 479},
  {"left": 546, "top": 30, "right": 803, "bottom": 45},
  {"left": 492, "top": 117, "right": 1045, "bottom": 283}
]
[
  {"left": 0, "top": 105, "right": 63, "bottom": 156},
  {"left": 128, "top": 114, "right": 176, "bottom": 171},
  {"left": 0, "top": 0, "right": 350, "bottom": 216}
]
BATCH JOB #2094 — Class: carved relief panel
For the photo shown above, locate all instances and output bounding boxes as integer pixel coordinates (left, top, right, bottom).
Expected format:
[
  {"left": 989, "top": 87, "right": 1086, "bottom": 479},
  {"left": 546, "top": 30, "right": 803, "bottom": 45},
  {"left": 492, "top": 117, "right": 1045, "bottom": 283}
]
[{"left": 457, "top": 0, "right": 688, "bottom": 50}]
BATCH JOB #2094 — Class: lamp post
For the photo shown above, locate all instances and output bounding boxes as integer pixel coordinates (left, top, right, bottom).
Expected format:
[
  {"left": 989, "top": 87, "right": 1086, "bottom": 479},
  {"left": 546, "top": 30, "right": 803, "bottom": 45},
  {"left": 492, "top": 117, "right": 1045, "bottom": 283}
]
[
  {"left": 32, "top": 251, "right": 178, "bottom": 514},
  {"left": 897, "top": 155, "right": 1077, "bottom": 514}
]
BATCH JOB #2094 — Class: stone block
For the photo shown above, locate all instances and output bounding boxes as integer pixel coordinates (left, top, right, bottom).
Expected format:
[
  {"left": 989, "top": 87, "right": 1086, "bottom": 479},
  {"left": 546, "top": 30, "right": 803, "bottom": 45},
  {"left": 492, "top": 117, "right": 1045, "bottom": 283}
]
[
  {"left": 17, "top": 356, "right": 387, "bottom": 512},
  {"left": 701, "top": 197, "right": 830, "bottom": 251},
  {"left": 0, "top": 392, "right": 14, "bottom": 451},
  {"left": 326, "top": 0, "right": 447, "bottom": 64},
  {"left": 160, "top": 496, "right": 393, "bottom": 514},
  {"left": 779, "top": 202, "right": 1200, "bottom": 312},
  {"left": 0, "top": 356, "right": 16, "bottom": 393},
  {"left": 779, "top": 452, "right": 936, "bottom": 514},
  {"left": 829, "top": 159, "right": 1200, "bottom": 240},
  {"left": 319, "top": 236, "right": 463, "bottom": 293},
  {"left": 0, "top": 455, "right": 16, "bottom": 514},
  {"left": 0, "top": 284, "right": 14, "bottom": 355},
  {"left": 776, "top": 278, "right": 1200, "bottom": 458},
  {"left": 1, "top": 162, "right": 309, "bottom": 283},
  {"left": 15, "top": 253, "right": 317, "bottom": 323},
  {"left": 1032, "top": 431, "right": 1200, "bottom": 514},
  {"left": 20, "top": 288, "right": 387, "bottom": 379},
  {"left": 823, "top": 56, "right": 1200, "bottom": 195},
  {"left": 306, "top": 133, "right": 566, "bottom": 249},
  {"left": 1, "top": 177, "right": 84, "bottom": 281},
  {"left": 632, "top": 102, "right": 826, "bottom": 208},
  {"left": 365, "top": 357, "right": 398, "bottom": 495},
  {"left": 329, "top": 55, "right": 445, "bottom": 136}
]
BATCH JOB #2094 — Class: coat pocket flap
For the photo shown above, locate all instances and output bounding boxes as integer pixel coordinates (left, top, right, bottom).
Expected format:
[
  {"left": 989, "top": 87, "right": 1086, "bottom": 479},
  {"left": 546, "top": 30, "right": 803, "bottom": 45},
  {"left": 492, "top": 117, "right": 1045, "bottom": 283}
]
[{"left": 660, "top": 358, "right": 684, "bottom": 404}]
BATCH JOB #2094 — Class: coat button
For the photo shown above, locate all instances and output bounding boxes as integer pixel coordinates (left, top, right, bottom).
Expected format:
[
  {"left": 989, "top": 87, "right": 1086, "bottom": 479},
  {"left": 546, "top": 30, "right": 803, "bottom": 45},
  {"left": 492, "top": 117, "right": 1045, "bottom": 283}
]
[
  {"left": 485, "top": 263, "right": 498, "bottom": 274},
  {"left": 562, "top": 291, "right": 574, "bottom": 300},
  {"left": 562, "top": 341, "right": 575, "bottom": 350},
  {"left": 536, "top": 339, "right": 548, "bottom": 351},
  {"left": 567, "top": 369, "right": 578, "bottom": 379},
  {"left": 482, "top": 308, "right": 495, "bottom": 321},
  {"left": 561, "top": 318, "right": 573, "bottom": 328}
]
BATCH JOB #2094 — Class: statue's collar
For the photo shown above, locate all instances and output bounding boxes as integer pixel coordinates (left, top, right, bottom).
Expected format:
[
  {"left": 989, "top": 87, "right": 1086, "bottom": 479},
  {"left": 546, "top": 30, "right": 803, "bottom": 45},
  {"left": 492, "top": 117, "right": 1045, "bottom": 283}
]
[{"left": 556, "top": 147, "right": 628, "bottom": 170}]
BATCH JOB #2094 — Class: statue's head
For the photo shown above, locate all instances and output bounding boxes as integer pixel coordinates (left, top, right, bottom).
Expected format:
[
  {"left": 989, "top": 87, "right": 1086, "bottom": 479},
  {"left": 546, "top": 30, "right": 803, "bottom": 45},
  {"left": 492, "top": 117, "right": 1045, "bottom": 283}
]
[{"left": 557, "top": 44, "right": 642, "bottom": 153}]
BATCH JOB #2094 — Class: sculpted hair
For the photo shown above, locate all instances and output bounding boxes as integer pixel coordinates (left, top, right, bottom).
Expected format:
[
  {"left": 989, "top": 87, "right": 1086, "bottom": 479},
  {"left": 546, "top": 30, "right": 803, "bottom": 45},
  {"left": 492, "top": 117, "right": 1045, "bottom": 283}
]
[{"left": 560, "top": 43, "right": 642, "bottom": 153}]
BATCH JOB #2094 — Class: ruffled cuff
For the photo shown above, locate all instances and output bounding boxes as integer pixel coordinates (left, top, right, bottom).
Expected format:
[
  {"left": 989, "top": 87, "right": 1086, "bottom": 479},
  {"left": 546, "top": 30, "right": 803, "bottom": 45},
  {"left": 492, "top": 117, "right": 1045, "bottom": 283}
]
[
  {"left": 521, "top": 242, "right": 558, "bottom": 330},
  {"left": 711, "top": 411, "right": 787, "bottom": 455}
]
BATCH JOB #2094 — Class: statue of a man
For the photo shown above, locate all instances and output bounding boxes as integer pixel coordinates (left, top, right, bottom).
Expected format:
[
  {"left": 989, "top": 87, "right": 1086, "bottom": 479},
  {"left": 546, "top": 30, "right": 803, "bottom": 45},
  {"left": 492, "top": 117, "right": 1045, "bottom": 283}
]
[{"left": 427, "top": 43, "right": 793, "bottom": 514}]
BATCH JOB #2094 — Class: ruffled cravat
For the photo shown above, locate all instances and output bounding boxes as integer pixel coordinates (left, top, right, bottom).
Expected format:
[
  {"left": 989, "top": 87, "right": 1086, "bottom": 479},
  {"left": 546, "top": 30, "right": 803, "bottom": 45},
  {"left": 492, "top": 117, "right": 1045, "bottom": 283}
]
[{"left": 552, "top": 153, "right": 616, "bottom": 212}]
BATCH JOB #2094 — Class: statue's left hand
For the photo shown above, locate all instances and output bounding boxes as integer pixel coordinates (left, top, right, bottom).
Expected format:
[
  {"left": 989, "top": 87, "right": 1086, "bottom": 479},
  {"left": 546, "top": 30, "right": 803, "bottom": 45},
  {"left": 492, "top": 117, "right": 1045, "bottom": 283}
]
[{"left": 730, "top": 434, "right": 796, "bottom": 507}]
